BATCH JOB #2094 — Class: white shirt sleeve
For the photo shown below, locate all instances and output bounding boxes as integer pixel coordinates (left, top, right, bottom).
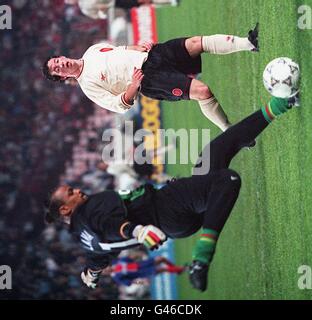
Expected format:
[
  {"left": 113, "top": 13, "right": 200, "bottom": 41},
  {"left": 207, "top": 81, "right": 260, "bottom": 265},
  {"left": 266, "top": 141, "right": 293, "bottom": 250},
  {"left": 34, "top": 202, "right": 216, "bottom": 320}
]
[{"left": 82, "top": 88, "right": 133, "bottom": 114}]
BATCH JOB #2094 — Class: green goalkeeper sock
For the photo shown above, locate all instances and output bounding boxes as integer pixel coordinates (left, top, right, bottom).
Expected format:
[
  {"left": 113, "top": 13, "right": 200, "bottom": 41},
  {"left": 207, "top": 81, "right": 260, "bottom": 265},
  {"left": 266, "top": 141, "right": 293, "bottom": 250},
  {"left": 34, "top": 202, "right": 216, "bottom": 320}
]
[
  {"left": 261, "top": 97, "right": 290, "bottom": 123},
  {"left": 192, "top": 228, "right": 219, "bottom": 265}
]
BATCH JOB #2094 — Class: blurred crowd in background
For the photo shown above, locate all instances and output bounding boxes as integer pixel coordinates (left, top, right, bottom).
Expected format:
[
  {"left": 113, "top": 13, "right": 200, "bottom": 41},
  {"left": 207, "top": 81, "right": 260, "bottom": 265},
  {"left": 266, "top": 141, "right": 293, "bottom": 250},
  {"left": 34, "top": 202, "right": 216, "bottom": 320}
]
[{"left": 0, "top": 0, "right": 176, "bottom": 299}]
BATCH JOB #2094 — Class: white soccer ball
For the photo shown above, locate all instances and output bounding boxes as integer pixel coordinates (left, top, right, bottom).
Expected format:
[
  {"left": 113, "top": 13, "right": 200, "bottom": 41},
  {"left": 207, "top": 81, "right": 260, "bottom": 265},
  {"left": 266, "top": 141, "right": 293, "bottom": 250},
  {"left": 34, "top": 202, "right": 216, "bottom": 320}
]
[{"left": 263, "top": 57, "right": 300, "bottom": 98}]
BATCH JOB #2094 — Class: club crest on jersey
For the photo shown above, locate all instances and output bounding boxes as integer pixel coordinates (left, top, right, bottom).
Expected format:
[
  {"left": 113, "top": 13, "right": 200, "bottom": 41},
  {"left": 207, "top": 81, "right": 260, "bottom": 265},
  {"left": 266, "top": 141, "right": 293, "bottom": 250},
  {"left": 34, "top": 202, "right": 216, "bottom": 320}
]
[
  {"left": 101, "top": 73, "right": 106, "bottom": 81},
  {"left": 172, "top": 88, "right": 183, "bottom": 97},
  {"left": 100, "top": 48, "right": 113, "bottom": 52}
]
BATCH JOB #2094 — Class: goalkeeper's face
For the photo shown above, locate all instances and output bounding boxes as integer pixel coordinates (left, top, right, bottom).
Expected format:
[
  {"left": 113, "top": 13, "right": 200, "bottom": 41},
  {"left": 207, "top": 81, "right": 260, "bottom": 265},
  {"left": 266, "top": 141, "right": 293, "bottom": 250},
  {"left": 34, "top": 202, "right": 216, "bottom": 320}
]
[{"left": 54, "top": 185, "right": 88, "bottom": 218}]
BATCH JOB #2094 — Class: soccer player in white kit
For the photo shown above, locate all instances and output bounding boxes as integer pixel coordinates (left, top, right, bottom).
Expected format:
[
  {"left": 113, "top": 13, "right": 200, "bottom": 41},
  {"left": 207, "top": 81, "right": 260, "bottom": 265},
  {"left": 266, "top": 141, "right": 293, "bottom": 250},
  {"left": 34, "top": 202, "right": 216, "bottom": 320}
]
[{"left": 43, "top": 25, "right": 259, "bottom": 132}]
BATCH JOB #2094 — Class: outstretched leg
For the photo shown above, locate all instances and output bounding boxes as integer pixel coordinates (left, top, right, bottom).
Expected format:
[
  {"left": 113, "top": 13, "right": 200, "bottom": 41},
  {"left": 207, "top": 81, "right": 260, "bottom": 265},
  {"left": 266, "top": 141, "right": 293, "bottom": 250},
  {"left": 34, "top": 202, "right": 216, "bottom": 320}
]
[
  {"left": 194, "top": 96, "right": 291, "bottom": 174},
  {"left": 190, "top": 96, "right": 292, "bottom": 291},
  {"left": 189, "top": 168, "right": 241, "bottom": 291}
]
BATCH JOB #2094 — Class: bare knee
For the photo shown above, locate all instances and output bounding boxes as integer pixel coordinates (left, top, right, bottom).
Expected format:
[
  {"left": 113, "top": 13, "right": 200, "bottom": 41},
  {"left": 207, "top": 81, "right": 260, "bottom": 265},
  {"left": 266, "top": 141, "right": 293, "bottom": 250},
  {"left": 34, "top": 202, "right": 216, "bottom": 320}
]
[
  {"left": 185, "top": 36, "right": 203, "bottom": 57},
  {"left": 189, "top": 79, "right": 213, "bottom": 100}
]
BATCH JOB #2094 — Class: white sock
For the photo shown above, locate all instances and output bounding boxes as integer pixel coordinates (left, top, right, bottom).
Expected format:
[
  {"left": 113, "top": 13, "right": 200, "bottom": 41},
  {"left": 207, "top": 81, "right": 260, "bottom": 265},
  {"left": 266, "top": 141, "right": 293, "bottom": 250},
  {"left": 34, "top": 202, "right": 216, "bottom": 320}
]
[
  {"left": 198, "top": 96, "right": 231, "bottom": 131},
  {"left": 202, "top": 35, "right": 255, "bottom": 54}
]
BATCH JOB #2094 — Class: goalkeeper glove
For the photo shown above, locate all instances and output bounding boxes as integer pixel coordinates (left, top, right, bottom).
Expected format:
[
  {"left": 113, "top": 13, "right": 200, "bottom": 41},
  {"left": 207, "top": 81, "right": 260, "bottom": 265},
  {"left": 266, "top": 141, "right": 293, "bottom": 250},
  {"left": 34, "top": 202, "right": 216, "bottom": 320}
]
[
  {"left": 81, "top": 268, "right": 102, "bottom": 289},
  {"left": 133, "top": 225, "right": 167, "bottom": 250}
]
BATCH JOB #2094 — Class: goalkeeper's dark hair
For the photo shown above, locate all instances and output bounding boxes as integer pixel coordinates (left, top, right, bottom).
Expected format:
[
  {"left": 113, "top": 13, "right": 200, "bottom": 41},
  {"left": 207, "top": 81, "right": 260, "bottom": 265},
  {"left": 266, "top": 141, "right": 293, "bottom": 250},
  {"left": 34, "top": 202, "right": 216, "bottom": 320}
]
[
  {"left": 42, "top": 55, "right": 65, "bottom": 82},
  {"left": 44, "top": 188, "right": 64, "bottom": 224}
]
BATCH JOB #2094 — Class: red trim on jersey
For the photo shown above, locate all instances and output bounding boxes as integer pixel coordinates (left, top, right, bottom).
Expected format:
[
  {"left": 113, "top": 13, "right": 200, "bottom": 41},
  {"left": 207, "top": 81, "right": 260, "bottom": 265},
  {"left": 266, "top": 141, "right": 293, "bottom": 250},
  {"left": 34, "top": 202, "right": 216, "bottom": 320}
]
[{"left": 100, "top": 48, "right": 113, "bottom": 52}]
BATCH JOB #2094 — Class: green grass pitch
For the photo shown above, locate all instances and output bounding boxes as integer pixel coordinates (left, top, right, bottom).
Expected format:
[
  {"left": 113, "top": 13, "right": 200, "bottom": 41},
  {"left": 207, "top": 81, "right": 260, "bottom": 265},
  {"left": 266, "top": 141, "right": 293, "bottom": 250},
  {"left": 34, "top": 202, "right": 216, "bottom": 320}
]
[{"left": 156, "top": 0, "right": 312, "bottom": 299}]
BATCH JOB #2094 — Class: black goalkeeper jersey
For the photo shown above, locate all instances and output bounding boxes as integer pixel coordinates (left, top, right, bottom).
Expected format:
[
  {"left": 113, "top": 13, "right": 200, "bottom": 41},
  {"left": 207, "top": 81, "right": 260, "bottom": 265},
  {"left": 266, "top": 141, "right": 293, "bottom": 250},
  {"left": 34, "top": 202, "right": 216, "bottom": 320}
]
[
  {"left": 69, "top": 181, "right": 205, "bottom": 269},
  {"left": 69, "top": 185, "right": 158, "bottom": 269}
]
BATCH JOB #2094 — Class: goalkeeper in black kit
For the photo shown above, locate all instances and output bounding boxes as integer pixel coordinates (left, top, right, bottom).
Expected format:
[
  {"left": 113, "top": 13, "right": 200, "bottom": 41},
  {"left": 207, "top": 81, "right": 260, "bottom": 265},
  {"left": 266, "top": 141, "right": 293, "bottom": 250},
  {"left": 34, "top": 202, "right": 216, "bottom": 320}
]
[{"left": 45, "top": 96, "right": 297, "bottom": 292}]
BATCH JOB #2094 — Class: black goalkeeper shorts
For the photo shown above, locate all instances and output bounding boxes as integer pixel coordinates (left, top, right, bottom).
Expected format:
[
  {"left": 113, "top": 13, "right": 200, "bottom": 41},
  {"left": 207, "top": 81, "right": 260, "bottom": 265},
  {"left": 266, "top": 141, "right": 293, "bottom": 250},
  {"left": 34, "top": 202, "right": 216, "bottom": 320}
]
[
  {"left": 141, "top": 38, "right": 202, "bottom": 101},
  {"left": 153, "top": 168, "right": 241, "bottom": 239}
]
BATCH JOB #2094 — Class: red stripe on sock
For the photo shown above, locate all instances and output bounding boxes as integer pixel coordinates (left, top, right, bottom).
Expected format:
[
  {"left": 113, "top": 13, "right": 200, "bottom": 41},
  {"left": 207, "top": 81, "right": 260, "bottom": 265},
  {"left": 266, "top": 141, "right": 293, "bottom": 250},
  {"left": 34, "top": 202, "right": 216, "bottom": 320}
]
[
  {"left": 201, "top": 233, "right": 218, "bottom": 240},
  {"left": 265, "top": 105, "right": 275, "bottom": 121}
]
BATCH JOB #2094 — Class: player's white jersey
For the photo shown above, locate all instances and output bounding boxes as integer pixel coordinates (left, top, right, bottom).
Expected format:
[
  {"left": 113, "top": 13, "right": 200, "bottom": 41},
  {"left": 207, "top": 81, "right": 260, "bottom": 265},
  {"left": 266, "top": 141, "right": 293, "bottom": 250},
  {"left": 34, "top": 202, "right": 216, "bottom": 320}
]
[{"left": 77, "top": 43, "right": 148, "bottom": 114}]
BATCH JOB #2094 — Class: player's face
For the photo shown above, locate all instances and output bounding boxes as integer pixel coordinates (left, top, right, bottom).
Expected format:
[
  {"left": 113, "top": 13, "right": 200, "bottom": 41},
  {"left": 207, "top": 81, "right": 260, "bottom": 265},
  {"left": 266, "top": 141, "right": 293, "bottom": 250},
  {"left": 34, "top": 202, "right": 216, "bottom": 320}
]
[
  {"left": 55, "top": 185, "right": 88, "bottom": 214},
  {"left": 48, "top": 56, "right": 79, "bottom": 78}
]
